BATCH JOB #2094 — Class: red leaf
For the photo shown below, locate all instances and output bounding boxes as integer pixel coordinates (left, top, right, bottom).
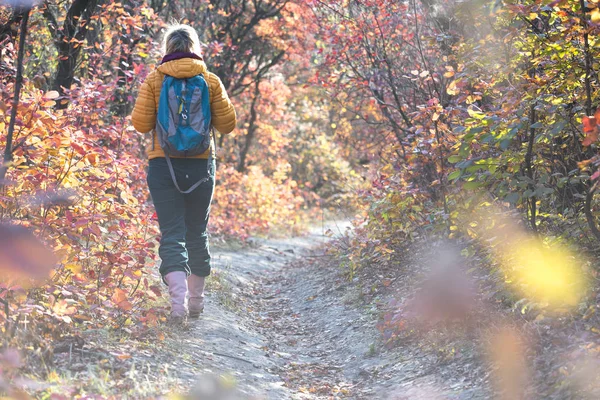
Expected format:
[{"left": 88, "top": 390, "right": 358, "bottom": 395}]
[
  {"left": 150, "top": 285, "right": 162, "bottom": 297},
  {"left": 583, "top": 116, "right": 599, "bottom": 146}
]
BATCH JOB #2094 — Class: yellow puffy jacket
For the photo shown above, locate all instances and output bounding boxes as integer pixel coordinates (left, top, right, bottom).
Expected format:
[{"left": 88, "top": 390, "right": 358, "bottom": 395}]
[{"left": 131, "top": 57, "right": 237, "bottom": 159}]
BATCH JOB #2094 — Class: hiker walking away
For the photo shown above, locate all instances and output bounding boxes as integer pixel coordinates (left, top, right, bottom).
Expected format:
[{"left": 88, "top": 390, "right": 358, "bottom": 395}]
[{"left": 131, "top": 24, "right": 236, "bottom": 323}]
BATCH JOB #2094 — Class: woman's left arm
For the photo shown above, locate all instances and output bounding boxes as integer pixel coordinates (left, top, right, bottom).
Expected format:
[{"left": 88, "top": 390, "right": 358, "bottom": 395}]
[{"left": 132, "top": 72, "right": 157, "bottom": 133}]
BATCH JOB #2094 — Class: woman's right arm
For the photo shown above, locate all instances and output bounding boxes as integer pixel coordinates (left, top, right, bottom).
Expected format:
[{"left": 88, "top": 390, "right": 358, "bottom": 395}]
[{"left": 131, "top": 72, "right": 156, "bottom": 133}]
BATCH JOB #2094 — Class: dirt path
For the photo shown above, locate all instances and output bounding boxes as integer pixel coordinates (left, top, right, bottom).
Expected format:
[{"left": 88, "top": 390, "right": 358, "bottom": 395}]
[
  {"left": 179, "top": 222, "right": 357, "bottom": 399},
  {"left": 140, "top": 221, "right": 365, "bottom": 399}
]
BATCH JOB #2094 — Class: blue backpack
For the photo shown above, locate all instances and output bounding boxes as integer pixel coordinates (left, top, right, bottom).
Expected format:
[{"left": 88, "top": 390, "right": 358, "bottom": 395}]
[{"left": 155, "top": 73, "right": 213, "bottom": 194}]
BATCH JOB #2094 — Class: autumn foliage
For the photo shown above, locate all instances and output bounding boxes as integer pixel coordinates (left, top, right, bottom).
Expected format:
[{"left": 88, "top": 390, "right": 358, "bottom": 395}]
[
  {"left": 306, "top": 0, "right": 600, "bottom": 258},
  {"left": 5, "top": 0, "right": 600, "bottom": 395},
  {"left": 307, "top": 0, "right": 600, "bottom": 357}
]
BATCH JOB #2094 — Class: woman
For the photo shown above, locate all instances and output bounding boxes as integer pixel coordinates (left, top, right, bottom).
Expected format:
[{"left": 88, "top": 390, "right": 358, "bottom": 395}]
[{"left": 132, "top": 24, "right": 236, "bottom": 323}]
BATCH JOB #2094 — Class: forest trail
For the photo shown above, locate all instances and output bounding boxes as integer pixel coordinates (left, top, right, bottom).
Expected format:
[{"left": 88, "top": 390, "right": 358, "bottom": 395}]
[
  {"left": 162, "top": 222, "right": 355, "bottom": 399},
  {"left": 158, "top": 220, "right": 378, "bottom": 399},
  {"left": 49, "top": 222, "right": 490, "bottom": 399}
]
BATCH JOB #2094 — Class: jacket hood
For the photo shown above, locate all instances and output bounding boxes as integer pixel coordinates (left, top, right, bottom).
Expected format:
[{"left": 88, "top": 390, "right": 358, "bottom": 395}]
[{"left": 157, "top": 58, "right": 207, "bottom": 79}]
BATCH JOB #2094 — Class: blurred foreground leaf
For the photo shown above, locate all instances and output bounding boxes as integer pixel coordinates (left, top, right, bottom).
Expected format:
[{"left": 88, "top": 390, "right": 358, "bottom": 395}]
[{"left": 0, "top": 224, "right": 55, "bottom": 286}]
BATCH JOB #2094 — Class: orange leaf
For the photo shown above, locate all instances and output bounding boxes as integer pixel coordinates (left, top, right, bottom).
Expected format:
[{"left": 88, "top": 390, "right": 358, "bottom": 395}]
[
  {"left": 112, "top": 288, "right": 132, "bottom": 310},
  {"left": 583, "top": 116, "right": 596, "bottom": 134}
]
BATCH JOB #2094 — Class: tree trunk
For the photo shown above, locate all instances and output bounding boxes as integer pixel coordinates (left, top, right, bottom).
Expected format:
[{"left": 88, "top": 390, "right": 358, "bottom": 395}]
[
  {"left": 44, "top": 0, "right": 101, "bottom": 107},
  {"left": 237, "top": 82, "right": 260, "bottom": 173},
  {"left": 0, "top": 7, "right": 30, "bottom": 186},
  {"left": 53, "top": 41, "right": 80, "bottom": 97},
  {"left": 0, "top": 6, "right": 27, "bottom": 42},
  {"left": 112, "top": 1, "right": 138, "bottom": 117}
]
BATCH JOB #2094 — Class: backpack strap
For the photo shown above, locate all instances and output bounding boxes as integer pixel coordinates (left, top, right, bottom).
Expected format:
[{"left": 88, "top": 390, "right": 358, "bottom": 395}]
[
  {"left": 200, "top": 70, "right": 216, "bottom": 158},
  {"left": 164, "top": 153, "right": 212, "bottom": 194},
  {"left": 151, "top": 70, "right": 166, "bottom": 152}
]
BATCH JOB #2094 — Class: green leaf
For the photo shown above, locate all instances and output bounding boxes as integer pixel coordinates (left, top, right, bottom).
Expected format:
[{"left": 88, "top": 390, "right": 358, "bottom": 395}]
[
  {"left": 504, "top": 192, "right": 520, "bottom": 204},
  {"left": 534, "top": 186, "right": 554, "bottom": 197},
  {"left": 464, "top": 181, "right": 482, "bottom": 190},
  {"left": 448, "top": 170, "right": 461, "bottom": 180}
]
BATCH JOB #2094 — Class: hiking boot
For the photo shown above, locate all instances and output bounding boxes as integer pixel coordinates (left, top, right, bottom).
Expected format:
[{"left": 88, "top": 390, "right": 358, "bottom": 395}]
[
  {"left": 164, "top": 271, "right": 188, "bottom": 321},
  {"left": 188, "top": 274, "right": 205, "bottom": 318}
]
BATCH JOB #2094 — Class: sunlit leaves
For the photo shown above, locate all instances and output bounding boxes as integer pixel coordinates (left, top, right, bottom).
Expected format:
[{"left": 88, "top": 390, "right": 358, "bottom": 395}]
[
  {"left": 112, "top": 288, "right": 133, "bottom": 311},
  {"left": 466, "top": 208, "right": 587, "bottom": 311},
  {"left": 0, "top": 68, "right": 158, "bottom": 330},
  {"left": 212, "top": 165, "right": 305, "bottom": 239},
  {"left": 582, "top": 108, "right": 600, "bottom": 146}
]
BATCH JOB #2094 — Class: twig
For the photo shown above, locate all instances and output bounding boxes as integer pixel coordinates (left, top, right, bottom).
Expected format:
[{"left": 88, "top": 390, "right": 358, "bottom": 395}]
[
  {"left": 585, "top": 182, "right": 600, "bottom": 242},
  {"left": 0, "top": 297, "right": 9, "bottom": 334},
  {"left": 0, "top": 6, "right": 30, "bottom": 185},
  {"left": 211, "top": 351, "right": 257, "bottom": 366},
  {"left": 304, "top": 254, "right": 332, "bottom": 258}
]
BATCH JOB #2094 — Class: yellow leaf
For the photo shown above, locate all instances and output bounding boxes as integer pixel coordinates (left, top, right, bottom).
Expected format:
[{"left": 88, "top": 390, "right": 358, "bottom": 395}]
[
  {"left": 65, "top": 263, "right": 82, "bottom": 274},
  {"left": 447, "top": 80, "right": 460, "bottom": 96}
]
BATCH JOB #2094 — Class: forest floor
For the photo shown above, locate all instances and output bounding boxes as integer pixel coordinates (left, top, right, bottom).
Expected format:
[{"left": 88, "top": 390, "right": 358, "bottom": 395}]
[
  {"left": 23, "top": 221, "right": 600, "bottom": 399},
  {"left": 33, "top": 221, "right": 485, "bottom": 399}
]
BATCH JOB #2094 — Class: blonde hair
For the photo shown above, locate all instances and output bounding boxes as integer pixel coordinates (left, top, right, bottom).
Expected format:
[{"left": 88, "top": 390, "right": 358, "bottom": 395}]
[{"left": 162, "top": 24, "right": 202, "bottom": 55}]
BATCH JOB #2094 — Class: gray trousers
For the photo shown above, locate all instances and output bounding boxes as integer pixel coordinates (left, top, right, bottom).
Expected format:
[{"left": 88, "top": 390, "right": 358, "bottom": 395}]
[{"left": 147, "top": 157, "right": 215, "bottom": 277}]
